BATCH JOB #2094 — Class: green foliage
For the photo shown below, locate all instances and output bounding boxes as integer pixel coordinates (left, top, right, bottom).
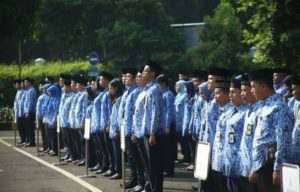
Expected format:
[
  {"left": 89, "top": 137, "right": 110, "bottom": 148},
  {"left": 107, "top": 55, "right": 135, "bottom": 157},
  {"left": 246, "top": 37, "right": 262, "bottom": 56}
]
[
  {"left": 0, "top": 61, "right": 104, "bottom": 107},
  {"left": 0, "top": 107, "right": 14, "bottom": 122},
  {"left": 96, "top": 0, "right": 185, "bottom": 73},
  {"left": 236, "top": 0, "right": 300, "bottom": 69},
  {"left": 187, "top": 2, "right": 245, "bottom": 70}
]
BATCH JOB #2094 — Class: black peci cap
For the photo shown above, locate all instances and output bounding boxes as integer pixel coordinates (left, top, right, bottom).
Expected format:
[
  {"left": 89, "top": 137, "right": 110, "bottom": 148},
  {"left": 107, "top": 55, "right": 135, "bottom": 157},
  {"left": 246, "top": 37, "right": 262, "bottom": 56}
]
[
  {"left": 60, "top": 74, "right": 71, "bottom": 80},
  {"left": 230, "top": 76, "right": 242, "bottom": 89},
  {"left": 126, "top": 67, "right": 138, "bottom": 76},
  {"left": 192, "top": 70, "right": 208, "bottom": 81},
  {"left": 100, "top": 71, "right": 114, "bottom": 81},
  {"left": 248, "top": 69, "right": 273, "bottom": 82},
  {"left": 240, "top": 74, "right": 251, "bottom": 86},
  {"left": 208, "top": 67, "right": 230, "bottom": 78},
  {"left": 215, "top": 80, "right": 230, "bottom": 89},
  {"left": 146, "top": 60, "right": 163, "bottom": 75},
  {"left": 291, "top": 75, "right": 300, "bottom": 86},
  {"left": 273, "top": 68, "right": 292, "bottom": 74},
  {"left": 24, "top": 77, "right": 34, "bottom": 84}
]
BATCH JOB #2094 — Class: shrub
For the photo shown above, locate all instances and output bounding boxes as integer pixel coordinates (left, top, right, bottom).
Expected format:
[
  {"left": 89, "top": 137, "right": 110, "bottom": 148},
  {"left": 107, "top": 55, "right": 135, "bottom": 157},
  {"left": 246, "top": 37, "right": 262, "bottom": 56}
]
[{"left": 0, "top": 107, "right": 14, "bottom": 122}]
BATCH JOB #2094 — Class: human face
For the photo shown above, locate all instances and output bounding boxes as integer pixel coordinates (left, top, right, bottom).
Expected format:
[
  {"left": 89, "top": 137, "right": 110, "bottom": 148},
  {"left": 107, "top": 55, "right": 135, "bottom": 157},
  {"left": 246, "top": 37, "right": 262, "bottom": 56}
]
[
  {"left": 99, "top": 76, "right": 108, "bottom": 88},
  {"left": 59, "top": 78, "right": 65, "bottom": 87},
  {"left": 136, "top": 72, "right": 143, "bottom": 86},
  {"left": 175, "top": 84, "right": 179, "bottom": 93},
  {"left": 208, "top": 75, "right": 217, "bottom": 91},
  {"left": 273, "top": 73, "right": 284, "bottom": 84},
  {"left": 179, "top": 74, "right": 187, "bottom": 80},
  {"left": 109, "top": 84, "right": 117, "bottom": 96},
  {"left": 292, "top": 84, "right": 300, "bottom": 101},
  {"left": 71, "top": 80, "right": 76, "bottom": 91},
  {"left": 214, "top": 88, "right": 229, "bottom": 107},
  {"left": 64, "top": 85, "right": 72, "bottom": 93},
  {"left": 229, "top": 87, "right": 242, "bottom": 107},
  {"left": 241, "top": 85, "right": 256, "bottom": 104},
  {"left": 125, "top": 73, "right": 136, "bottom": 87},
  {"left": 122, "top": 74, "right": 126, "bottom": 85},
  {"left": 200, "top": 91, "right": 208, "bottom": 101},
  {"left": 142, "top": 65, "right": 154, "bottom": 83},
  {"left": 14, "top": 83, "right": 21, "bottom": 89},
  {"left": 76, "top": 83, "right": 84, "bottom": 92},
  {"left": 24, "top": 80, "right": 30, "bottom": 88},
  {"left": 192, "top": 78, "right": 202, "bottom": 90},
  {"left": 90, "top": 81, "right": 97, "bottom": 92},
  {"left": 250, "top": 81, "right": 264, "bottom": 100}
]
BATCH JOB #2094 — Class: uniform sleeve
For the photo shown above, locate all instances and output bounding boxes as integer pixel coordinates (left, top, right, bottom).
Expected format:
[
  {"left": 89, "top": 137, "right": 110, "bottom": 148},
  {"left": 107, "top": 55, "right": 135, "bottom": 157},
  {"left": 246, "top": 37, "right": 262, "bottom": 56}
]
[{"left": 164, "top": 92, "right": 175, "bottom": 129}]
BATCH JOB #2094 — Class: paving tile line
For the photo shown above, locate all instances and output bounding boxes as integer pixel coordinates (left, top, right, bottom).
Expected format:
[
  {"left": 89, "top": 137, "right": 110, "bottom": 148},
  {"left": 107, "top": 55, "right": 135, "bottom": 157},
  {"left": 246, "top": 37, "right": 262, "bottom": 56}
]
[{"left": 0, "top": 138, "right": 103, "bottom": 192}]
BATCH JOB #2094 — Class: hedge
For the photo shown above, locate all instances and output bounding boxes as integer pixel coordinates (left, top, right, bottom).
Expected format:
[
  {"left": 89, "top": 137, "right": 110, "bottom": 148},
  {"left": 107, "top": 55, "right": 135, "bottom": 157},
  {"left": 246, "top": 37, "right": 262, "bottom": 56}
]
[{"left": 0, "top": 60, "right": 105, "bottom": 107}]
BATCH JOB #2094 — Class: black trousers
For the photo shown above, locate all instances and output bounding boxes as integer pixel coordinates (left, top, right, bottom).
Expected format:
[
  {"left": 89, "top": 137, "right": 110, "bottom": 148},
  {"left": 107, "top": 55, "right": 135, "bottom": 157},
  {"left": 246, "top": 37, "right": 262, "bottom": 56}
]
[
  {"left": 61, "top": 128, "right": 71, "bottom": 156},
  {"left": 212, "top": 170, "right": 228, "bottom": 192},
  {"left": 24, "top": 114, "right": 35, "bottom": 144},
  {"left": 103, "top": 131, "right": 114, "bottom": 171},
  {"left": 164, "top": 124, "right": 176, "bottom": 175},
  {"left": 238, "top": 176, "right": 259, "bottom": 192},
  {"left": 111, "top": 137, "right": 121, "bottom": 173},
  {"left": 69, "top": 129, "right": 80, "bottom": 160},
  {"left": 92, "top": 133, "right": 103, "bottom": 167},
  {"left": 38, "top": 120, "right": 48, "bottom": 150},
  {"left": 256, "top": 162, "right": 280, "bottom": 192},
  {"left": 48, "top": 127, "right": 57, "bottom": 153},
  {"left": 17, "top": 117, "right": 26, "bottom": 143},
  {"left": 137, "top": 135, "right": 165, "bottom": 192},
  {"left": 126, "top": 136, "right": 144, "bottom": 185}
]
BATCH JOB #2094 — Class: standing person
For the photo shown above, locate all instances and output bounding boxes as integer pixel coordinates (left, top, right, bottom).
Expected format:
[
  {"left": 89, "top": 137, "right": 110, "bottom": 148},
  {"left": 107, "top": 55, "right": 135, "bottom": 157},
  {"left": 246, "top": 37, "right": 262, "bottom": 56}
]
[
  {"left": 138, "top": 60, "right": 165, "bottom": 192},
  {"left": 119, "top": 68, "right": 146, "bottom": 189},
  {"left": 36, "top": 82, "right": 51, "bottom": 152},
  {"left": 211, "top": 80, "right": 233, "bottom": 192},
  {"left": 273, "top": 68, "right": 292, "bottom": 98},
  {"left": 223, "top": 76, "right": 248, "bottom": 192},
  {"left": 186, "top": 70, "right": 207, "bottom": 171},
  {"left": 45, "top": 85, "right": 61, "bottom": 156},
  {"left": 23, "top": 77, "right": 37, "bottom": 147},
  {"left": 289, "top": 75, "right": 300, "bottom": 165},
  {"left": 59, "top": 79, "right": 76, "bottom": 161},
  {"left": 73, "top": 77, "right": 88, "bottom": 166},
  {"left": 108, "top": 78, "right": 124, "bottom": 179},
  {"left": 178, "top": 70, "right": 189, "bottom": 81},
  {"left": 238, "top": 74, "right": 260, "bottom": 192},
  {"left": 181, "top": 81, "right": 195, "bottom": 165},
  {"left": 248, "top": 69, "right": 294, "bottom": 192},
  {"left": 13, "top": 79, "right": 26, "bottom": 146},
  {"left": 157, "top": 74, "right": 176, "bottom": 177}
]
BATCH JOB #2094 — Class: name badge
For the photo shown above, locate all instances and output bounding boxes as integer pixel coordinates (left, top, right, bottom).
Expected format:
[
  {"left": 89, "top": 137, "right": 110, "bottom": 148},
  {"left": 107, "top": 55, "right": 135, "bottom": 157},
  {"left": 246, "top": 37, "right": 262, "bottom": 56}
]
[
  {"left": 246, "top": 124, "right": 252, "bottom": 136},
  {"left": 255, "top": 126, "right": 262, "bottom": 137},
  {"left": 228, "top": 132, "right": 235, "bottom": 144},
  {"left": 194, "top": 112, "right": 198, "bottom": 120},
  {"left": 216, "top": 131, "right": 221, "bottom": 142}
]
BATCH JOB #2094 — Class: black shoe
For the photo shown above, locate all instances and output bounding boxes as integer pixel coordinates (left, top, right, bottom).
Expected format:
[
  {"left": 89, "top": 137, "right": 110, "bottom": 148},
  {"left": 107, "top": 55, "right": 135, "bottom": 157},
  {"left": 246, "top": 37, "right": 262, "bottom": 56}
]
[
  {"left": 76, "top": 160, "right": 85, "bottom": 166},
  {"left": 65, "top": 157, "right": 74, "bottom": 163},
  {"left": 49, "top": 151, "right": 58, "bottom": 156},
  {"left": 95, "top": 168, "right": 107, "bottom": 174},
  {"left": 110, "top": 173, "right": 122, "bottom": 180},
  {"left": 128, "top": 185, "right": 144, "bottom": 192},
  {"left": 192, "top": 185, "right": 198, "bottom": 191},
  {"left": 90, "top": 164, "right": 101, "bottom": 171},
  {"left": 163, "top": 172, "right": 174, "bottom": 177},
  {"left": 103, "top": 170, "right": 114, "bottom": 177},
  {"left": 125, "top": 180, "right": 137, "bottom": 189},
  {"left": 25, "top": 143, "right": 36, "bottom": 147},
  {"left": 61, "top": 154, "right": 70, "bottom": 161}
]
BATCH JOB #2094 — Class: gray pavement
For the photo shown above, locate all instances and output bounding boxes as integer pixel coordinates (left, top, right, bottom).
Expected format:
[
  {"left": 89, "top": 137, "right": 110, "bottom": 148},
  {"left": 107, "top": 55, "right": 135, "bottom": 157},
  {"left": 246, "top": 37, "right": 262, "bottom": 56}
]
[{"left": 0, "top": 130, "right": 198, "bottom": 192}]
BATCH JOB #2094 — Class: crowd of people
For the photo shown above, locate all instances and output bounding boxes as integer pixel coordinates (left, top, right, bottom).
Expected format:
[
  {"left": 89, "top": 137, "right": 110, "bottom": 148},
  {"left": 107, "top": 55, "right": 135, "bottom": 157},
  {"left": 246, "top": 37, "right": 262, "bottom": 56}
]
[{"left": 12, "top": 61, "right": 300, "bottom": 192}]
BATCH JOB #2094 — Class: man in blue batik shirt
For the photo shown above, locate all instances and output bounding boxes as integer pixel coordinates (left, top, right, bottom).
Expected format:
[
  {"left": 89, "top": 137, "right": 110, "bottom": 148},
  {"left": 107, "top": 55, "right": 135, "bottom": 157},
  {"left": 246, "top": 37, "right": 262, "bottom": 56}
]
[
  {"left": 223, "top": 76, "right": 248, "bottom": 192},
  {"left": 290, "top": 75, "right": 300, "bottom": 165},
  {"left": 13, "top": 79, "right": 26, "bottom": 146},
  {"left": 23, "top": 77, "right": 37, "bottom": 147},
  {"left": 238, "top": 74, "right": 260, "bottom": 192},
  {"left": 273, "top": 68, "right": 292, "bottom": 98},
  {"left": 248, "top": 69, "right": 294, "bottom": 192},
  {"left": 137, "top": 60, "right": 164, "bottom": 192},
  {"left": 211, "top": 80, "right": 233, "bottom": 192},
  {"left": 157, "top": 74, "right": 176, "bottom": 177}
]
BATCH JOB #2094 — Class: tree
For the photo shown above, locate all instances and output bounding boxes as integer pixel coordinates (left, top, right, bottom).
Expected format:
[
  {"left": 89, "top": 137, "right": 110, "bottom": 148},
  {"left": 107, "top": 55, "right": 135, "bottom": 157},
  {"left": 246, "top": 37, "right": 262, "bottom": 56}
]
[
  {"left": 236, "top": 0, "right": 300, "bottom": 69},
  {"left": 96, "top": 0, "right": 184, "bottom": 73},
  {"left": 187, "top": 2, "right": 245, "bottom": 70}
]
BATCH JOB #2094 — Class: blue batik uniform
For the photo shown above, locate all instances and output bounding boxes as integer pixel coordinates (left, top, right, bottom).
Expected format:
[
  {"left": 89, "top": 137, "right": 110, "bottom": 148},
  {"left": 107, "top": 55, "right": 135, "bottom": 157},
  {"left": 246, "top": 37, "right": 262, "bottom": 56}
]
[
  {"left": 59, "top": 92, "right": 75, "bottom": 128},
  {"left": 203, "top": 96, "right": 220, "bottom": 148},
  {"left": 109, "top": 97, "right": 122, "bottom": 138},
  {"left": 182, "top": 98, "right": 194, "bottom": 136},
  {"left": 118, "top": 86, "right": 129, "bottom": 127},
  {"left": 74, "top": 91, "right": 88, "bottom": 129},
  {"left": 275, "top": 84, "right": 287, "bottom": 98},
  {"left": 142, "top": 80, "right": 164, "bottom": 136},
  {"left": 190, "top": 95, "right": 205, "bottom": 138},
  {"left": 36, "top": 93, "right": 49, "bottom": 121},
  {"left": 198, "top": 100, "right": 208, "bottom": 141},
  {"left": 133, "top": 88, "right": 147, "bottom": 139},
  {"left": 162, "top": 89, "right": 175, "bottom": 133},
  {"left": 86, "top": 100, "right": 93, "bottom": 119},
  {"left": 174, "top": 97, "right": 187, "bottom": 134},
  {"left": 211, "top": 102, "right": 233, "bottom": 172},
  {"left": 100, "top": 91, "right": 111, "bottom": 132},
  {"left": 45, "top": 86, "right": 61, "bottom": 128},
  {"left": 90, "top": 90, "right": 106, "bottom": 133},
  {"left": 252, "top": 93, "right": 294, "bottom": 172},
  {"left": 121, "top": 86, "right": 139, "bottom": 137},
  {"left": 59, "top": 92, "right": 66, "bottom": 115},
  {"left": 238, "top": 102, "right": 261, "bottom": 177},
  {"left": 290, "top": 100, "right": 300, "bottom": 164},
  {"left": 69, "top": 92, "right": 79, "bottom": 129},
  {"left": 14, "top": 89, "right": 24, "bottom": 116},
  {"left": 288, "top": 96, "right": 296, "bottom": 112},
  {"left": 23, "top": 86, "right": 37, "bottom": 116},
  {"left": 223, "top": 104, "right": 248, "bottom": 177}
]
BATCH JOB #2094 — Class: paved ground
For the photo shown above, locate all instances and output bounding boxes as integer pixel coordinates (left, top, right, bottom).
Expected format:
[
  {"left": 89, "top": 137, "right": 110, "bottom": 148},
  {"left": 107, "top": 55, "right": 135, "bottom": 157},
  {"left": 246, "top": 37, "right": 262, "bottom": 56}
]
[{"left": 0, "top": 130, "right": 198, "bottom": 192}]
